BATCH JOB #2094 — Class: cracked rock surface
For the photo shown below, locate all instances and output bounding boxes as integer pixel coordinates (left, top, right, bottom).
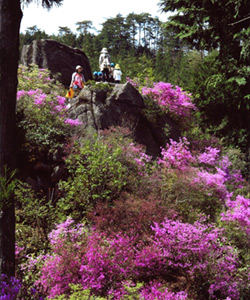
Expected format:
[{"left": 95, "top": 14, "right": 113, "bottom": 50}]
[{"left": 67, "top": 82, "right": 180, "bottom": 157}]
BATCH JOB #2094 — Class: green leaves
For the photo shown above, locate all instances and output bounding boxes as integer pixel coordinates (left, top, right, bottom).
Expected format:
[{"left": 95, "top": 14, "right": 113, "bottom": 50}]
[
  {"left": 0, "top": 167, "right": 17, "bottom": 210},
  {"left": 228, "top": 76, "right": 247, "bottom": 86},
  {"left": 57, "top": 135, "right": 128, "bottom": 222}
]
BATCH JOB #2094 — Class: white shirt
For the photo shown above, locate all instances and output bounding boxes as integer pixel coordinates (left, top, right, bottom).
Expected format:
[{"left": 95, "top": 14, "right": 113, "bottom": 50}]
[{"left": 113, "top": 69, "right": 122, "bottom": 81}]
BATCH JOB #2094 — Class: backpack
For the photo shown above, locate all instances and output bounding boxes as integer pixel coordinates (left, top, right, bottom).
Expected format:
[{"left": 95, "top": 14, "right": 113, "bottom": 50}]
[{"left": 103, "top": 56, "right": 110, "bottom": 68}]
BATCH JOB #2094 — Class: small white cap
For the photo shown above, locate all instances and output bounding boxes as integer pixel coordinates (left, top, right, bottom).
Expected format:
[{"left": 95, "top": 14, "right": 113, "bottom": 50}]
[{"left": 76, "top": 65, "right": 83, "bottom": 70}]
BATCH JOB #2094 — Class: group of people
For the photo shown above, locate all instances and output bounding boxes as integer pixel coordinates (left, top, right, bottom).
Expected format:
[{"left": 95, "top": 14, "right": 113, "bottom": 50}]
[
  {"left": 94, "top": 47, "right": 122, "bottom": 83},
  {"left": 70, "top": 47, "right": 122, "bottom": 93}
]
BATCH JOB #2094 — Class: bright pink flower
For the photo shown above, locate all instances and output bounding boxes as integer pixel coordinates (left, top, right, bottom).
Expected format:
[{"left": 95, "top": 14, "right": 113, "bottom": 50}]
[
  {"left": 17, "top": 90, "right": 26, "bottom": 100},
  {"left": 64, "top": 118, "right": 83, "bottom": 126}
]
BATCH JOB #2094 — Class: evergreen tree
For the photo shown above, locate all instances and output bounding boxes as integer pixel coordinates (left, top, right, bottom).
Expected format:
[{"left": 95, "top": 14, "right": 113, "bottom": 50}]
[
  {"left": 160, "top": 0, "right": 250, "bottom": 150},
  {"left": 20, "top": 25, "right": 48, "bottom": 49}
]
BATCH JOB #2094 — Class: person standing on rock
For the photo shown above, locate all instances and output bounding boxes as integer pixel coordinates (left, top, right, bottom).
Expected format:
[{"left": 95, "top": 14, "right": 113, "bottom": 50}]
[
  {"left": 70, "top": 65, "right": 86, "bottom": 94},
  {"left": 113, "top": 64, "right": 122, "bottom": 84},
  {"left": 109, "top": 62, "right": 115, "bottom": 83},
  {"left": 99, "top": 47, "right": 111, "bottom": 82}
]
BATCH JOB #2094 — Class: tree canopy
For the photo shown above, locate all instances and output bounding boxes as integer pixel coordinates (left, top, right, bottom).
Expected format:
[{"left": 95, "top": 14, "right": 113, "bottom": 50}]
[{"left": 159, "top": 0, "right": 250, "bottom": 150}]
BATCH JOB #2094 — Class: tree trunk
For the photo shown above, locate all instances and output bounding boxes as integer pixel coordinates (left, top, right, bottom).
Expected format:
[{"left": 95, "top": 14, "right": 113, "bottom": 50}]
[{"left": 0, "top": 0, "right": 22, "bottom": 276}]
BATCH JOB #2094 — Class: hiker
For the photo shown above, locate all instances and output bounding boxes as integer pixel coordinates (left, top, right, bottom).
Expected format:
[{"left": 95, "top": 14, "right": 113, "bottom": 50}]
[
  {"left": 70, "top": 65, "right": 85, "bottom": 92},
  {"left": 113, "top": 64, "right": 122, "bottom": 84},
  {"left": 93, "top": 71, "right": 98, "bottom": 82},
  {"left": 99, "top": 47, "right": 111, "bottom": 82},
  {"left": 109, "top": 62, "right": 115, "bottom": 83},
  {"left": 97, "top": 71, "right": 102, "bottom": 82}
]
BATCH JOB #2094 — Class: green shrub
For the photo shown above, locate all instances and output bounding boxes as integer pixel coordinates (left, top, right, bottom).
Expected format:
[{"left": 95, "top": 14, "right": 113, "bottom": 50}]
[
  {"left": 18, "top": 64, "right": 63, "bottom": 94},
  {"left": 0, "top": 167, "right": 17, "bottom": 210},
  {"left": 49, "top": 284, "right": 105, "bottom": 299},
  {"left": 57, "top": 134, "right": 128, "bottom": 222},
  {"left": 17, "top": 94, "right": 71, "bottom": 157},
  {"left": 49, "top": 282, "right": 143, "bottom": 300},
  {"left": 15, "top": 181, "right": 56, "bottom": 254}
]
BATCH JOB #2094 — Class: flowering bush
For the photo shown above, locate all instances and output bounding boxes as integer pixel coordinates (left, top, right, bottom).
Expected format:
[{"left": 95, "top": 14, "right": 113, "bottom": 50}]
[
  {"left": 79, "top": 232, "right": 136, "bottom": 297},
  {"left": 158, "top": 137, "right": 195, "bottom": 171},
  {"left": 16, "top": 65, "right": 83, "bottom": 156},
  {"left": 0, "top": 274, "right": 21, "bottom": 300},
  {"left": 142, "top": 82, "right": 196, "bottom": 120},
  {"left": 34, "top": 217, "right": 246, "bottom": 299},
  {"left": 158, "top": 138, "right": 244, "bottom": 202},
  {"left": 35, "top": 218, "right": 87, "bottom": 297},
  {"left": 14, "top": 67, "right": 250, "bottom": 300},
  {"left": 221, "top": 195, "right": 250, "bottom": 236},
  {"left": 147, "top": 219, "right": 240, "bottom": 299}
]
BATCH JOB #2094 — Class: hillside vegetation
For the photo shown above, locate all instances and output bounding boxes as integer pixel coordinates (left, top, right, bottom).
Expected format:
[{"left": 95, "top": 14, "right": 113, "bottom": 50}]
[
  {"left": 3, "top": 1, "right": 249, "bottom": 298},
  {"left": 2, "top": 63, "right": 250, "bottom": 299}
]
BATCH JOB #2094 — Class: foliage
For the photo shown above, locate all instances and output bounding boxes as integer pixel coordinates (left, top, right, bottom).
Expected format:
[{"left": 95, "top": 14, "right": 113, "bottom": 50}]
[
  {"left": 49, "top": 282, "right": 189, "bottom": 300},
  {"left": 0, "top": 167, "right": 17, "bottom": 210},
  {"left": 32, "top": 217, "right": 246, "bottom": 299},
  {"left": 16, "top": 65, "right": 80, "bottom": 157},
  {"left": 15, "top": 181, "right": 56, "bottom": 254},
  {"left": 154, "top": 137, "right": 246, "bottom": 224},
  {"left": 159, "top": 0, "right": 250, "bottom": 151},
  {"left": 57, "top": 135, "right": 128, "bottom": 221},
  {"left": 49, "top": 284, "right": 106, "bottom": 299},
  {"left": 0, "top": 274, "right": 21, "bottom": 300}
]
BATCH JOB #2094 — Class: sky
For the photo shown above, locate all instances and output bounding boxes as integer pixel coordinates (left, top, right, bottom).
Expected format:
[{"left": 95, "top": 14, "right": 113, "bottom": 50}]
[{"left": 20, "top": 0, "right": 168, "bottom": 35}]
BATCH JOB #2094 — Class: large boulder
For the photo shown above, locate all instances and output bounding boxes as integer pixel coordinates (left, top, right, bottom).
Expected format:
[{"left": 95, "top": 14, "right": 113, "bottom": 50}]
[
  {"left": 68, "top": 82, "right": 180, "bottom": 157},
  {"left": 20, "top": 39, "right": 92, "bottom": 86}
]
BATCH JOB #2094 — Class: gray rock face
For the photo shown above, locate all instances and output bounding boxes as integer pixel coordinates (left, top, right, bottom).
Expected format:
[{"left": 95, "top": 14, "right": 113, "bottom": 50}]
[
  {"left": 68, "top": 82, "right": 180, "bottom": 156},
  {"left": 20, "top": 39, "right": 92, "bottom": 86}
]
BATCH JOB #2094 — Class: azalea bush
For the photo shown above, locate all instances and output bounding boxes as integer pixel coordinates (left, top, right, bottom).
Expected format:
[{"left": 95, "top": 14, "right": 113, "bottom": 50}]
[
  {"left": 147, "top": 219, "right": 241, "bottom": 299},
  {"left": 141, "top": 82, "right": 196, "bottom": 127},
  {"left": 155, "top": 137, "right": 246, "bottom": 220},
  {"left": 221, "top": 195, "right": 250, "bottom": 236},
  {"left": 16, "top": 64, "right": 82, "bottom": 157},
  {"left": 31, "top": 217, "right": 247, "bottom": 299},
  {"left": 89, "top": 193, "right": 170, "bottom": 238},
  {"left": 0, "top": 274, "right": 21, "bottom": 300}
]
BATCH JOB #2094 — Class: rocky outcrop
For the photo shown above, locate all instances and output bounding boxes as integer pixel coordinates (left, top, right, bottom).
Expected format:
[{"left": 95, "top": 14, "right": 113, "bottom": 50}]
[
  {"left": 20, "top": 39, "right": 92, "bottom": 86},
  {"left": 68, "top": 82, "right": 180, "bottom": 157}
]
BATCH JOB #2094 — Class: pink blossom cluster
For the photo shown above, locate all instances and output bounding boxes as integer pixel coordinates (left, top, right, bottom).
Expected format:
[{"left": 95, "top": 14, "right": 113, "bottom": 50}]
[
  {"left": 17, "top": 89, "right": 42, "bottom": 101},
  {"left": 192, "top": 169, "right": 229, "bottom": 199},
  {"left": 134, "top": 218, "right": 240, "bottom": 298},
  {"left": 35, "top": 218, "right": 241, "bottom": 299},
  {"left": 221, "top": 195, "right": 250, "bottom": 236},
  {"left": 158, "top": 137, "right": 195, "bottom": 171},
  {"left": 80, "top": 232, "right": 136, "bottom": 295},
  {"left": 126, "top": 143, "right": 152, "bottom": 176},
  {"left": 17, "top": 89, "right": 82, "bottom": 127},
  {"left": 126, "top": 77, "right": 140, "bottom": 88},
  {"left": 141, "top": 82, "right": 196, "bottom": 118},
  {"left": 48, "top": 217, "right": 86, "bottom": 247},
  {"left": 197, "top": 147, "right": 221, "bottom": 165},
  {"left": 158, "top": 138, "right": 243, "bottom": 201}
]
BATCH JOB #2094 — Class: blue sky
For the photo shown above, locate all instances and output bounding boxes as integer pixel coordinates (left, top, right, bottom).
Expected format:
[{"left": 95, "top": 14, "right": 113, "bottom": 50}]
[{"left": 20, "top": 0, "right": 167, "bottom": 35}]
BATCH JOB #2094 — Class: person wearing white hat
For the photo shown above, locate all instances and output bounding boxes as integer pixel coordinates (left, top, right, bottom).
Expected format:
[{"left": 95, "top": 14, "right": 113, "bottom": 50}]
[
  {"left": 99, "top": 47, "right": 111, "bottom": 82},
  {"left": 70, "top": 65, "right": 86, "bottom": 93}
]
